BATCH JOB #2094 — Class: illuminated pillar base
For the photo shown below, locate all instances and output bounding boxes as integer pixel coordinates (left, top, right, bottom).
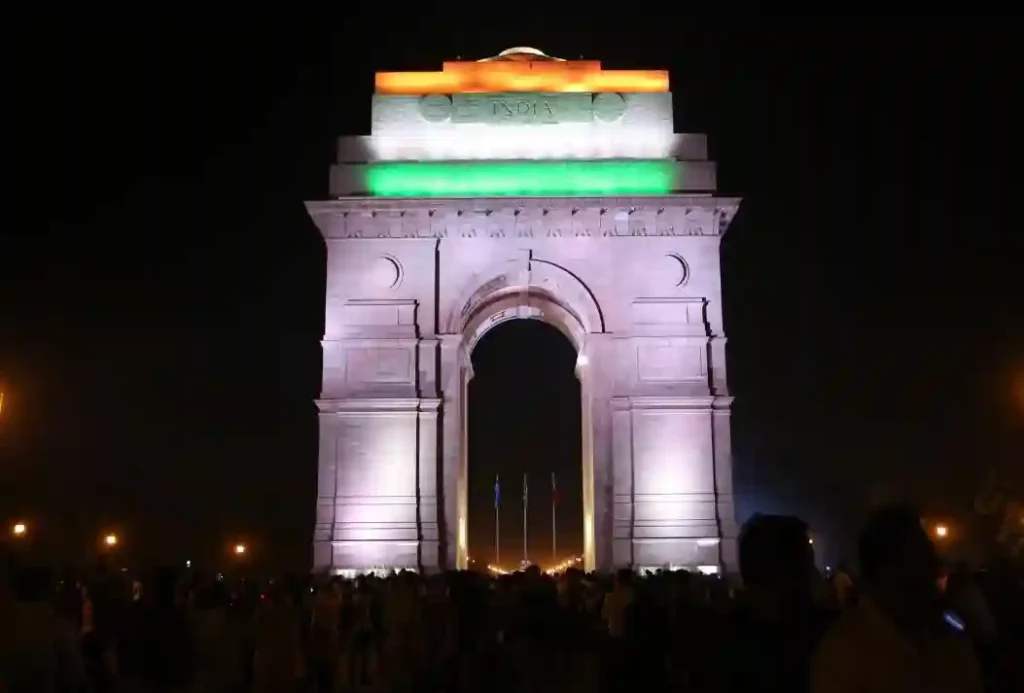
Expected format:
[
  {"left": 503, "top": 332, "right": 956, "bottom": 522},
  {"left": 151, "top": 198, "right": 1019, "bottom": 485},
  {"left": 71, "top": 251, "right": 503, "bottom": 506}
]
[
  {"left": 313, "top": 397, "right": 442, "bottom": 574},
  {"left": 612, "top": 396, "right": 738, "bottom": 574}
]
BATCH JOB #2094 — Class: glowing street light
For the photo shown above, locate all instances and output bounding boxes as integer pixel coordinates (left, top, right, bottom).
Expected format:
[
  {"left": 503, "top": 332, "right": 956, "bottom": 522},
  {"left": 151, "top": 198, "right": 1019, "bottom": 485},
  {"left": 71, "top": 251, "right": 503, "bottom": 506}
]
[
  {"left": 234, "top": 543, "right": 247, "bottom": 555},
  {"left": 11, "top": 522, "right": 27, "bottom": 537},
  {"left": 934, "top": 524, "right": 949, "bottom": 540},
  {"left": 104, "top": 533, "right": 118, "bottom": 547}
]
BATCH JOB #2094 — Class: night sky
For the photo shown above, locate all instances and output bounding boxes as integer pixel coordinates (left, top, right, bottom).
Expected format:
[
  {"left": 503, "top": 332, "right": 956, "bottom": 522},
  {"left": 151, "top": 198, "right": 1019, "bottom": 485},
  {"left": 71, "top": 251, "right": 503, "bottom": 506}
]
[{"left": 3, "top": 17, "right": 1020, "bottom": 570}]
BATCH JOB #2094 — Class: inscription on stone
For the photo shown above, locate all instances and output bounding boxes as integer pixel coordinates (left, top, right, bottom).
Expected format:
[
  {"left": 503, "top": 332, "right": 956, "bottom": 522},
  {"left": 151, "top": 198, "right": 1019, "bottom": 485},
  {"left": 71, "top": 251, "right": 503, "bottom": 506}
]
[
  {"left": 449, "top": 93, "right": 596, "bottom": 125},
  {"left": 637, "top": 344, "right": 702, "bottom": 382},
  {"left": 460, "top": 274, "right": 509, "bottom": 318},
  {"left": 346, "top": 348, "right": 412, "bottom": 384},
  {"left": 312, "top": 202, "right": 737, "bottom": 239}
]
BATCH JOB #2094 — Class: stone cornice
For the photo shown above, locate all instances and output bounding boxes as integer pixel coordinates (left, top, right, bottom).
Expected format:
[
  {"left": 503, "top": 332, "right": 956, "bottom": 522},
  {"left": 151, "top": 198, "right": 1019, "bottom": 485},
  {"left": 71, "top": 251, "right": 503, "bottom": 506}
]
[
  {"left": 317, "top": 397, "right": 440, "bottom": 414},
  {"left": 305, "top": 195, "right": 741, "bottom": 240},
  {"left": 611, "top": 395, "right": 734, "bottom": 411}
]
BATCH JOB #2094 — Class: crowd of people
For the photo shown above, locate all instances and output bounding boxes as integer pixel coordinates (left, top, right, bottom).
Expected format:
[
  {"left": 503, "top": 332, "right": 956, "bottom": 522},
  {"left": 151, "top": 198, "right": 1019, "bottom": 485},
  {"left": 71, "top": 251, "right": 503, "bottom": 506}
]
[{"left": 2, "top": 504, "right": 1021, "bottom": 692}]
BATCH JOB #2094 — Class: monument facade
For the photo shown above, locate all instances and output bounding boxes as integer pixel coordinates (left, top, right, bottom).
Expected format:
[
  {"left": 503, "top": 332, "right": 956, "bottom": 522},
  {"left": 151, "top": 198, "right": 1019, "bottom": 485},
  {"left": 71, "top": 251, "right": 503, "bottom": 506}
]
[{"left": 306, "top": 48, "right": 741, "bottom": 574}]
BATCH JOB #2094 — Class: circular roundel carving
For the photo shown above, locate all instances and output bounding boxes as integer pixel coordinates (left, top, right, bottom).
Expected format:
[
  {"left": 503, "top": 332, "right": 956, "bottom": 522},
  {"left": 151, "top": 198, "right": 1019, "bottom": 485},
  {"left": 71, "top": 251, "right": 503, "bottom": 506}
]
[
  {"left": 666, "top": 253, "right": 690, "bottom": 287},
  {"left": 418, "top": 94, "right": 452, "bottom": 122},
  {"left": 592, "top": 92, "right": 627, "bottom": 122},
  {"left": 366, "top": 255, "right": 402, "bottom": 290}
]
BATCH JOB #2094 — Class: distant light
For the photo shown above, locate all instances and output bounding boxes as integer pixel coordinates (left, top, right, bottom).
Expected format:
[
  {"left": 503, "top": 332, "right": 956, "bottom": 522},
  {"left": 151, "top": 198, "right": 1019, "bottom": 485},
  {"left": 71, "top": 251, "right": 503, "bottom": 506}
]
[
  {"left": 12, "top": 522, "right": 27, "bottom": 537},
  {"left": 935, "top": 524, "right": 949, "bottom": 539},
  {"left": 234, "top": 543, "right": 247, "bottom": 555},
  {"left": 808, "top": 537, "right": 814, "bottom": 545},
  {"left": 185, "top": 560, "right": 191, "bottom": 568},
  {"left": 104, "top": 534, "right": 118, "bottom": 547}
]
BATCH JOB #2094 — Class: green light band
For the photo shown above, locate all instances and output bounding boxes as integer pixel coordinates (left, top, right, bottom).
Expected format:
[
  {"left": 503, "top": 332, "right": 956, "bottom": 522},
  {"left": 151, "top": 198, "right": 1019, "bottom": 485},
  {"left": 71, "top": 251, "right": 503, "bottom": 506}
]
[{"left": 366, "top": 160, "right": 677, "bottom": 197}]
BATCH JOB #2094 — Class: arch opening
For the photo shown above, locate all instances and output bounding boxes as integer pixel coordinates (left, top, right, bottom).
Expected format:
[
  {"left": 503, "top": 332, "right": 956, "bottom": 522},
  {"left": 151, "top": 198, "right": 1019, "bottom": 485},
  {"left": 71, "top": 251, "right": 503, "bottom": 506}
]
[
  {"left": 466, "top": 320, "right": 583, "bottom": 572},
  {"left": 455, "top": 290, "right": 597, "bottom": 572}
]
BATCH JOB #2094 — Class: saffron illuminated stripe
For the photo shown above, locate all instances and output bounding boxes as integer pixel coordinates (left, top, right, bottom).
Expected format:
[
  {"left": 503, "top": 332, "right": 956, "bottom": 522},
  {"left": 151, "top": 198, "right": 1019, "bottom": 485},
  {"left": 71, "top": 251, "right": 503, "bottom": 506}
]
[
  {"left": 365, "top": 160, "right": 677, "bottom": 197},
  {"left": 375, "top": 67, "right": 668, "bottom": 95}
]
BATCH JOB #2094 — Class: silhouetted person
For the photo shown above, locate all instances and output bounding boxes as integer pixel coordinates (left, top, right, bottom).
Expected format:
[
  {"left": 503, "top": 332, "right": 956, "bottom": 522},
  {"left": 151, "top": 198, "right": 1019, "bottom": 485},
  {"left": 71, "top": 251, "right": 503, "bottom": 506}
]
[
  {"left": 122, "top": 566, "right": 194, "bottom": 692},
  {"left": 192, "top": 578, "right": 242, "bottom": 693},
  {"left": 715, "top": 514, "right": 836, "bottom": 693},
  {"left": 602, "top": 567, "right": 637, "bottom": 692},
  {"left": 831, "top": 561, "right": 856, "bottom": 609},
  {"left": 0, "top": 566, "right": 87, "bottom": 693},
  {"left": 812, "top": 504, "right": 982, "bottom": 693}
]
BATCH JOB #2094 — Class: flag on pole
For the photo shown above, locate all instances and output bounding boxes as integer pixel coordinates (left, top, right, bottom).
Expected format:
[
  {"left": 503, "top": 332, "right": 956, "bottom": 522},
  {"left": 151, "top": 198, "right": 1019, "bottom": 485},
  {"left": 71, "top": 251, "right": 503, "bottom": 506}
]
[
  {"left": 523, "top": 473, "right": 528, "bottom": 509},
  {"left": 494, "top": 474, "right": 501, "bottom": 509},
  {"left": 552, "top": 472, "right": 561, "bottom": 508}
]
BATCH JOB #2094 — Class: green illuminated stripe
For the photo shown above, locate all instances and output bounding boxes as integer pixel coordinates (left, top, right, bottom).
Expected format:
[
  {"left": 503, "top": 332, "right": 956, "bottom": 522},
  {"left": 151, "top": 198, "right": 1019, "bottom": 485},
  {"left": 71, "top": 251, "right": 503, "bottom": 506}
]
[{"left": 366, "top": 160, "right": 677, "bottom": 197}]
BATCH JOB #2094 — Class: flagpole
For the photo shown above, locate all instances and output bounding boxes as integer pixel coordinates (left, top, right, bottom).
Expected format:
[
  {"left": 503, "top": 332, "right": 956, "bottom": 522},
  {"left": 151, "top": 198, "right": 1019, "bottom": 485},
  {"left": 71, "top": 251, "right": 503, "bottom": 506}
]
[
  {"left": 552, "top": 472, "right": 557, "bottom": 566},
  {"left": 523, "top": 472, "right": 528, "bottom": 565},
  {"left": 495, "top": 474, "right": 500, "bottom": 565}
]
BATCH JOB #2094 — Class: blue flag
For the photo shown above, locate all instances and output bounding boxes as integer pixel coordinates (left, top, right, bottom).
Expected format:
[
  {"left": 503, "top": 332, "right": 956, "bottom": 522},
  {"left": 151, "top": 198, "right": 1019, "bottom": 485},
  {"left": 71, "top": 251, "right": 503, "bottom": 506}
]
[{"left": 494, "top": 474, "right": 501, "bottom": 509}]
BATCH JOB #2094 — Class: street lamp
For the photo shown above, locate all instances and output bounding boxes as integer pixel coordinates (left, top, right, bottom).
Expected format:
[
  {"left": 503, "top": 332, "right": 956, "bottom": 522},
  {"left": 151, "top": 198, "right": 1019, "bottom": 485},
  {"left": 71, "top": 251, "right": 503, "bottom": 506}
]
[
  {"left": 104, "top": 533, "right": 118, "bottom": 547},
  {"left": 934, "top": 524, "right": 949, "bottom": 540},
  {"left": 234, "top": 543, "right": 246, "bottom": 555},
  {"left": 11, "top": 522, "right": 27, "bottom": 537}
]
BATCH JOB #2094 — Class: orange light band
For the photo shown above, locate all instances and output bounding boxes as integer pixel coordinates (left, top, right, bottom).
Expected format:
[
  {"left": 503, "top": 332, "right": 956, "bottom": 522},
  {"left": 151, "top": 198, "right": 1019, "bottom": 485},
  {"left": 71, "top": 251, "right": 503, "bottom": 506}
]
[{"left": 376, "top": 62, "right": 668, "bottom": 95}]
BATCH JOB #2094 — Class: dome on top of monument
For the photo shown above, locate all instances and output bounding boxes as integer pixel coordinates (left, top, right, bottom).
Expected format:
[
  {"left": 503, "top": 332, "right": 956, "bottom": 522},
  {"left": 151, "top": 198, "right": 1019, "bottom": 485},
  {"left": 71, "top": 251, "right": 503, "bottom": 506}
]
[{"left": 478, "top": 47, "right": 566, "bottom": 62}]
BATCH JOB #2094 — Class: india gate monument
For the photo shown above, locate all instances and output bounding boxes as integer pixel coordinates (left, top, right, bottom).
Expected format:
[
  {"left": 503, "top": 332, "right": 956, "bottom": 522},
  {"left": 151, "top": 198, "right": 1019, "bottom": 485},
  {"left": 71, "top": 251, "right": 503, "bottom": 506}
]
[{"left": 305, "top": 47, "right": 741, "bottom": 575}]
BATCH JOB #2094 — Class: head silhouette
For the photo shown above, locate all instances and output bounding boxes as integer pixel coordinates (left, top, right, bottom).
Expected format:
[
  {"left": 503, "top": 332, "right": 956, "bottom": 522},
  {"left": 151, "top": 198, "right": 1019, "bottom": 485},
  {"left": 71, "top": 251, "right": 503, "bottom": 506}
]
[
  {"left": 738, "top": 514, "right": 815, "bottom": 603},
  {"left": 858, "top": 504, "right": 939, "bottom": 601}
]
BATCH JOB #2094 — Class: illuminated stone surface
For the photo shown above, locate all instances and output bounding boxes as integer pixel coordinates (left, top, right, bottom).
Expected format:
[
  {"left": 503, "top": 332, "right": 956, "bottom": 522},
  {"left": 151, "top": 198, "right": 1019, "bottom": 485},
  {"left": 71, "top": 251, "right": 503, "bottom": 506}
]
[{"left": 306, "top": 48, "right": 741, "bottom": 575}]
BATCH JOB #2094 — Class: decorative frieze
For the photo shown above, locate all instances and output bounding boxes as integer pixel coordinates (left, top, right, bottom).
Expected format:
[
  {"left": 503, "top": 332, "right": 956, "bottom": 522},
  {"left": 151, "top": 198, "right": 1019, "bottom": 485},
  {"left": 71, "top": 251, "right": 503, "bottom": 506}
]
[{"left": 306, "top": 197, "right": 740, "bottom": 240}]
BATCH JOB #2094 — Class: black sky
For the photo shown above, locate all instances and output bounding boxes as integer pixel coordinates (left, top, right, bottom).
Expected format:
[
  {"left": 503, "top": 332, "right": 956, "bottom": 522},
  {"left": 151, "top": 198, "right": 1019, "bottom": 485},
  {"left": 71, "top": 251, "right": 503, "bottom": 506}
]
[{"left": 3, "top": 16, "right": 1021, "bottom": 569}]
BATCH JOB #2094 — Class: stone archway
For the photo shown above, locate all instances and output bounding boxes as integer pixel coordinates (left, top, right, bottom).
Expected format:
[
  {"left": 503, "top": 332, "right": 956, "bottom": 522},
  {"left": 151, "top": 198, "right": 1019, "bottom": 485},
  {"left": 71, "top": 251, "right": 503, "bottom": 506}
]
[
  {"left": 308, "top": 49, "right": 741, "bottom": 576},
  {"left": 452, "top": 282, "right": 601, "bottom": 571},
  {"left": 307, "top": 196, "right": 741, "bottom": 577}
]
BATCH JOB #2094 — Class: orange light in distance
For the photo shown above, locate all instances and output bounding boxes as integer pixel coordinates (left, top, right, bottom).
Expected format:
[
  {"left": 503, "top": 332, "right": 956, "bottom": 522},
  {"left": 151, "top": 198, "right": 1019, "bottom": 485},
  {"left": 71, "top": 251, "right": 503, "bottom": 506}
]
[
  {"left": 376, "top": 61, "right": 668, "bottom": 95},
  {"left": 104, "top": 533, "right": 118, "bottom": 547},
  {"left": 12, "top": 522, "right": 27, "bottom": 537},
  {"left": 934, "top": 524, "right": 949, "bottom": 539},
  {"left": 234, "top": 543, "right": 247, "bottom": 555}
]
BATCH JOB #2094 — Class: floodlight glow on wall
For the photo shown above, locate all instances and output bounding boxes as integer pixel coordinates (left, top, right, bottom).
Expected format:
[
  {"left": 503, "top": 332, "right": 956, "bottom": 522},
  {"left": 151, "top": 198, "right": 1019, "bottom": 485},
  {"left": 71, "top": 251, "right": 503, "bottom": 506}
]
[
  {"left": 367, "top": 128, "right": 677, "bottom": 161},
  {"left": 365, "top": 160, "right": 676, "bottom": 197},
  {"left": 376, "top": 63, "right": 668, "bottom": 95}
]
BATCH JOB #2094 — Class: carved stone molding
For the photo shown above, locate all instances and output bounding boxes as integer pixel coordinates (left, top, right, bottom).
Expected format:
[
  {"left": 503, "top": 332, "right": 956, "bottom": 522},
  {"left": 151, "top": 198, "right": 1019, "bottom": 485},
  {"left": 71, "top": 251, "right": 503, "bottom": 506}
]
[
  {"left": 306, "top": 196, "right": 741, "bottom": 240},
  {"left": 316, "top": 397, "right": 438, "bottom": 414}
]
